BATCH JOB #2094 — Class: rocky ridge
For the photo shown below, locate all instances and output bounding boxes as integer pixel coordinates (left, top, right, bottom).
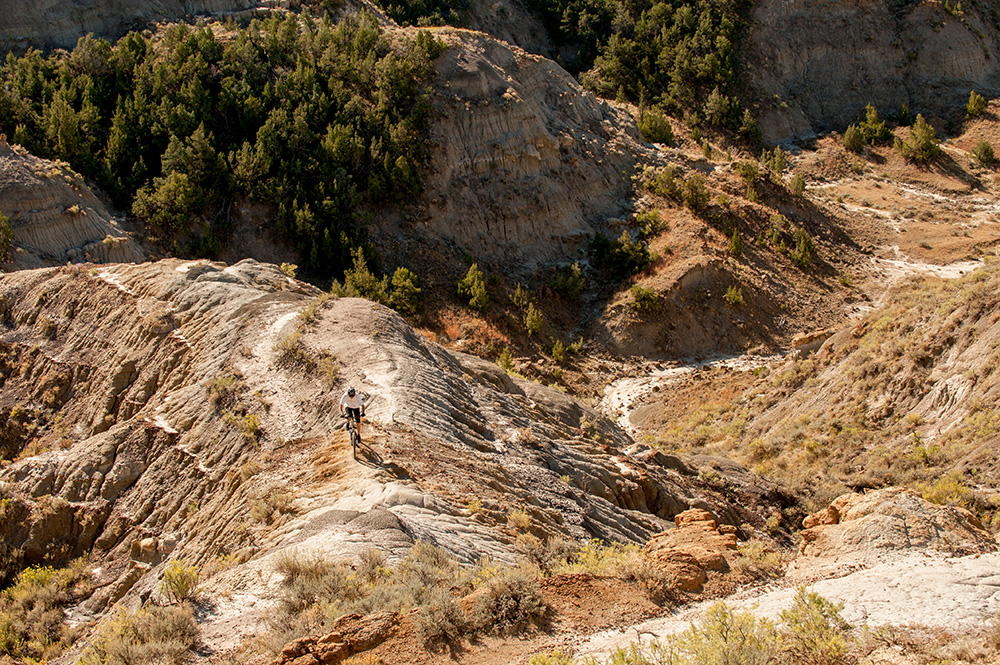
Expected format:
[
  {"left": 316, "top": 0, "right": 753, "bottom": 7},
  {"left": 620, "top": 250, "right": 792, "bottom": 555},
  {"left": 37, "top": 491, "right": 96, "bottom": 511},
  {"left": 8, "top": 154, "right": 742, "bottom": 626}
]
[
  {"left": 0, "top": 138, "right": 145, "bottom": 269},
  {"left": 0, "top": 259, "right": 794, "bottom": 650}
]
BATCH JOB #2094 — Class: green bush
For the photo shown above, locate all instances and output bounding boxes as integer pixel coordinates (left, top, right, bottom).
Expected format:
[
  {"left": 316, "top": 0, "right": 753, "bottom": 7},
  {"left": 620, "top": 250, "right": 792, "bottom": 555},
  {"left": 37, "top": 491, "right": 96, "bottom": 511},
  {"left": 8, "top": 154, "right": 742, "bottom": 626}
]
[
  {"left": 638, "top": 109, "right": 674, "bottom": 144},
  {"left": 458, "top": 263, "right": 488, "bottom": 310},
  {"left": 790, "top": 174, "right": 806, "bottom": 196},
  {"left": 972, "top": 140, "right": 996, "bottom": 167},
  {"left": 734, "top": 161, "right": 759, "bottom": 185},
  {"left": 682, "top": 173, "right": 711, "bottom": 213},
  {"left": 160, "top": 560, "right": 199, "bottom": 604},
  {"left": 723, "top": 285, "right": 743, "bottom": 307},
  {"left": 858, "top": 103, "right": 890, "bottom": 145},
  {"left": 0, "top": 212, "right": 11, "bottom": 259},
  {"left": 791, "top": 227, "right": 817, "bottom": 268},
  {"left": 896, "top": 114, "right": 941, "bottom": 162},
  {"left": 679, "top": 602, "right": 781, "bottom": 665},
  {"left": 551, "top": 262, "right": 586, "bottom": 298},
  {"left": 496, "top": 347, "right": 515, "bottom": 372},
  {"left": 780, "top": 587, "right": 851, "bottom": 665},
  {"left": 842, "top": 125, "right": 864, "bottom": 153},
  {"left": 729, "top": 228, "right": 743, "bottom": 257},
  {"left": 589, "top": 231, "right": 653, "bottom": 281},
  {"left": 630, "top": 285, "right": 659, "bottom": 310},
  {"left": 636, "top": 209, "right": 663, "bottom": 236},
  {"left": 967, "top": 89, "right": 986, "bottom": 118},
  {"left": 389, "top": 267, "right": 421, "bottom": 314},
  {"left": 524, "top": 302, "right": 543, "bottom": 335}
]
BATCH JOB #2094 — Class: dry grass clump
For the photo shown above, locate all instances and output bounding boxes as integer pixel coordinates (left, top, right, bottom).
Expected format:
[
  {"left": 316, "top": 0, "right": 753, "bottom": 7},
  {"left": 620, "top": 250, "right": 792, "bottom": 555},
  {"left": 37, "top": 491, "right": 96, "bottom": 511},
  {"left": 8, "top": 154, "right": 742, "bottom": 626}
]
[
  {"left": 266, "top": 541, "right": 548, "bottom": 652},
  {"left": 731, "top": 539, "right": 788, "bottom": 581},
  {"left": 0, "top": 561, "right": 91, "bottom": 662},
  {"left": 77, "top": 604, "right": 199, "bottom": 665}
]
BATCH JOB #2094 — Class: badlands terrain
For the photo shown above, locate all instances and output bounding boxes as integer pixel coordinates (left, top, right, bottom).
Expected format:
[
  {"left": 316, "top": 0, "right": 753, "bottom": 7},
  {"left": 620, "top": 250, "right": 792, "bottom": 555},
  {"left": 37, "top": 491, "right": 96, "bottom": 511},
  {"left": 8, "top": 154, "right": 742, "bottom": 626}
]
[{"left": 0, "top": 0, "right": 999, "bottom": 664}]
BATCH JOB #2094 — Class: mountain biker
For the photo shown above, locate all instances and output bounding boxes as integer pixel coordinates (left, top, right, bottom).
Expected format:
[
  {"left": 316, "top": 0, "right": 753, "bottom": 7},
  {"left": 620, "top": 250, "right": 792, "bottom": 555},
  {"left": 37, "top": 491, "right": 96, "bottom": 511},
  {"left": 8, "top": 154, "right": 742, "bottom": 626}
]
[{"left": 340, "top": 386, "right": 365, "bottom": 441}]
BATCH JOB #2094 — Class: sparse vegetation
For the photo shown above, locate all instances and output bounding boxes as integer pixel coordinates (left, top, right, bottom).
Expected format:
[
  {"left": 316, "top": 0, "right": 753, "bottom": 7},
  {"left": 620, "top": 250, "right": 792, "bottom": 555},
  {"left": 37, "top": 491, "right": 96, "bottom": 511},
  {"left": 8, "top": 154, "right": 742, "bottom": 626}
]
[
  {"left": 790, "top": 174, "right": 806, "bottom": 196},
  {"left": 972, "top": 139, "right": 996, "bottom": 166},
  {"left": 630, "top": 285, "right": 660, "bottom": 310},
  {"left": 723, "top": 285, "right": 743, "bottom": 306},
  {"left": 551, "top": 262, "right": 586, "bottom": 299},
  {"left": 896, "top": 114, "right": 941, "bottom": 162},
  {"left": 78, "top": 604, "right": 199, "bottom": 665},
  {"left": 590, "top": 231, "right": 653, "bottom": 281},
  {"left": 967, "top": 89, "right": 986, "bottom": 118},
  {"left": 638, "top": 109, "right": 674, "bottom": 144},
  {"left": 0, "top": 562, "right": 91, "bottom": 663},
  {"left": 524, "top": 302, "right": 544, "bottom": 335},
  {"left": 160, "top": 560, "right": 199, "bottom": 604},
  {"left": 458, "top": 263, "right": 488, "bottom": 310}
]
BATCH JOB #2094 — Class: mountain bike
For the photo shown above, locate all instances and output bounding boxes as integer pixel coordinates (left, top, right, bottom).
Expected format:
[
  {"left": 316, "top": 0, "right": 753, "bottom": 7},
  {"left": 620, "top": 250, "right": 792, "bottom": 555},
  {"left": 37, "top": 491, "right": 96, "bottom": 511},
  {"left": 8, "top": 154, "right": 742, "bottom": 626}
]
[{"left": 344, "top": 414, "right": 361, "bottom": 449}]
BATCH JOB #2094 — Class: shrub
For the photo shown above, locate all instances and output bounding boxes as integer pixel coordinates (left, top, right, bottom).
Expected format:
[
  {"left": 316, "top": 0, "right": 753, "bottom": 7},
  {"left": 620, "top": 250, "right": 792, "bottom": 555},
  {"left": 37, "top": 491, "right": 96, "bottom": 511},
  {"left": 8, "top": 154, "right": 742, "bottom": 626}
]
[
  {"left": 792, "top": 228, "right": 817, "bottom": 268},
  {"left": 496, "top": 347, "right": 515, "bottom": 372},
  {"left": 972, "top": 140, "right": 995, "bottom": 166},
  {"left": 636, "top": 209, "right": 663, "bottom": 236},
  {"left": 989, "top": 611, "right": 1000, "bottom": 651},
  {"left": 524, "top": 302, "right": 543, "bottom": 335},
  {"left": 967, "top": 89, "right": 986, "bottom": 118},
  {"left": 762, "top": 147, "right": 787, "bottom": 174},
  {"left": 682, "top": 174, "right": 711, "bottom": 213},
  {"left": 644, "top": 165, "right": 682, "bottom": 201},
  {"left": 457, "top": 263, "right": 488, "bottom": 310},
  {"left": 780, "top": 587, "right": 851, "bottom": 665},
  {"left": 859, "top": 103, "right": 890, "bottom": 145},
  {"left": 551, "top": 262, "right": 585, "bottom": 298},
  {"left": 549, "top": 340, "right": 568, "bottom": 364},
  {"left": 507, "top": 509, "right": 532, "bottom": 531},
  {"left": 470, "top": 567, "right": 545, "bottom": 634},
  {"left": 416, "top": 586, "right": 466, "bottom": 644},
  {"left": 638, "top": 109, "right": 673, "bottom": 144},
  {"left": 341, "top": 247, "right": 388, "bottom": 304},
  {"left": 389, "top": 267, "right": 421, "bottom": 314},
  {"left": 0, "top": 562, "right": 90, "bottom": 662},
  {"left": 279, "top": 262, "right": 297, "bottom": 278},
  {"left": 898, "top": 103, "right": 912, "bottom": 126},
  {"left": 790, "top": 173, "right": 806, "bottom": 196},
  {"left": 734, "top": 160, "right": 759, "bottom": 185},
  {"left": 842, "top": 125, "right": 864, "bottom": 153},
  {"left": 896, "top": 114, "right": 941, "bottom": 162},
  {"left": 630, "top": 285, "right": 659, "bottom": 310},
  {"left": 528, "top": 652, "right": 574, "bottom": 665},
  {"left": 160, "top": 560, "right": 199, "bottom": 603},
  {"left": 590, "top": 231, "right": 653, "bottom": 281},
  {"left": 0, "top": 212, "right": 11, "bottom": 259},
  {"left": 723, "top": 285, "right": 743, "bottom": 307},
  {"left": 679, "top": 602, "right": 781, "bottom": 665},
  {"left": 729, "top": 229, "right": 743, "bottom": 257},
  {"left": 78, "top": 604, "right": 199, "bottom": 665}
]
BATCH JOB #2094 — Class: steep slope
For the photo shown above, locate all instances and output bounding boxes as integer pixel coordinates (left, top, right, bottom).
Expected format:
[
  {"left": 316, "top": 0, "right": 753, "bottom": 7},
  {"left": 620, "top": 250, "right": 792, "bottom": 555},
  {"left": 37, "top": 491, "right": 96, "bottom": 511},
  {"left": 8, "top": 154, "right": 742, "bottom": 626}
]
[
  {"left": 0, "top": 138, "right": 146, "bottom": 269},
  {"left": 621, "top": 257, "right": 1000, "bottom": 521},
  {"left": 0, "top": 0, "right": 257, "bottom": 53},
  {"left": 0, "top": 259, "right": 797, "bottom": 649},
  {"left": 380, "top": 27, "right": 653, "bottom": 270},
  {"left": 745, "top": 0, "right": 1000, "bottom": 142}
]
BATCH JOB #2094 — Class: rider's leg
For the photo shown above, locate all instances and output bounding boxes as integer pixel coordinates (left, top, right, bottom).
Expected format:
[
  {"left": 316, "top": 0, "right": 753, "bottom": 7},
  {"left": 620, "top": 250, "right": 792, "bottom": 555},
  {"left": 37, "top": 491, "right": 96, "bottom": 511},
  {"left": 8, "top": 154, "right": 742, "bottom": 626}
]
[{"left": 356, "top": 416, "right": 362, "bottom": 441}]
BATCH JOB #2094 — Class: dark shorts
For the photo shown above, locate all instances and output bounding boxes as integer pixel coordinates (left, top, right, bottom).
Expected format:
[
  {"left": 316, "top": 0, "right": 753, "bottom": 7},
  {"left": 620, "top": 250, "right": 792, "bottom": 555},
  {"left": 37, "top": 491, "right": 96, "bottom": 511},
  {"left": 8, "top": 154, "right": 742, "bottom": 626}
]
[{"left": 345, "top": 407, "right": 361, "bottom": 422}]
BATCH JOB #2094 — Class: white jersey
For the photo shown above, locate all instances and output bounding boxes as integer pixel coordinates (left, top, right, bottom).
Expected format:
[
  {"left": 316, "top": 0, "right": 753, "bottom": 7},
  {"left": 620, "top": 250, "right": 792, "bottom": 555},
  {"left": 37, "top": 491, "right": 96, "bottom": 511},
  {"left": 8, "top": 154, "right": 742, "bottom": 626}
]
[{"left": 340, "top": 392, "right": 364, "bottom": 409}]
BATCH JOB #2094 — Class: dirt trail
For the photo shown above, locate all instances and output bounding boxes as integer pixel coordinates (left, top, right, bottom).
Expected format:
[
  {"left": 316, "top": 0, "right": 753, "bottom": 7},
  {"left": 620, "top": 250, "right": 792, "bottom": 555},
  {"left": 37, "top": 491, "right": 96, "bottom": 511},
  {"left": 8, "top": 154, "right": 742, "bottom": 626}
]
[{"left": 576, "top": 550, "right": 1000, "bottom": 661}]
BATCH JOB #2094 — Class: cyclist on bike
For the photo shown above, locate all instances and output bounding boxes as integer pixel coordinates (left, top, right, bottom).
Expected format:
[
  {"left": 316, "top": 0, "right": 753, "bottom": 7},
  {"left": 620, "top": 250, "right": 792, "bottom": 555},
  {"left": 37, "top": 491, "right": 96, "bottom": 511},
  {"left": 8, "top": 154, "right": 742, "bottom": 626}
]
[{"left": 340, "top": 386, "right": 365, "bottom": 441}]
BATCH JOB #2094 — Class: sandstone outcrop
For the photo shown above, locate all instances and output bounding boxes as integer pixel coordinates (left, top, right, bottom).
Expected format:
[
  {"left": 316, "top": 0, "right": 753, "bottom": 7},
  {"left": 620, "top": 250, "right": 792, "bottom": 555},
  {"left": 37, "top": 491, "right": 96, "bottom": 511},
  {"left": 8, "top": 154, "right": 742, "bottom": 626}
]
[
  {"left": 0, "top": 138, "right": 145, "bottom": 269},
  {"left": 745, "top": 0, "right": 1000, "bottom": 143},
  {"left": 272, "top": 611, "right": 399, "bottom": 665},
  {"left": 643, "top": 508, "right": 738, "bottom": 591},
  {"left": 799, "top": 487, "right": 997, "bottom": 560},
  {"left": 394, "top": 28, "right": 654, "bottom": 269}
]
